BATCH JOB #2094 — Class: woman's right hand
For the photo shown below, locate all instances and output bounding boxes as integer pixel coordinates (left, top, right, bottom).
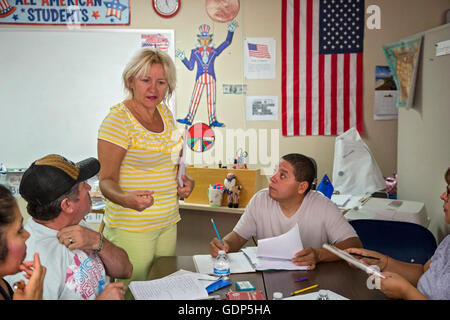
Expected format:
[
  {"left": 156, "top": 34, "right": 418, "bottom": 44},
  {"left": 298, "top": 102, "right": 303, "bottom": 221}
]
[
  {"left": 345, "top": 247, "right": 389, "bottom": 271},
  {"left": 13, "top": 253, "right": 46, "bottom": 300},
  {"left": 124, "top": 190, "right": 154, "bottom": 211}
]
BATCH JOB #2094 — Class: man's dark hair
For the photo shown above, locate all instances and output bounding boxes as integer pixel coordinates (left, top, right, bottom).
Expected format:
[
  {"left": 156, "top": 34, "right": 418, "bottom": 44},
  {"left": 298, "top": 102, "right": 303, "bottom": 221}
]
[
  {"left": 26, "top": 182, "right": 80, "bottom": 221},
  {"left": 0, "top": 185, "right": 17, "bottom": 262},
  {"left": 281, "top": 153, "right": 316, "bottom": 194}
]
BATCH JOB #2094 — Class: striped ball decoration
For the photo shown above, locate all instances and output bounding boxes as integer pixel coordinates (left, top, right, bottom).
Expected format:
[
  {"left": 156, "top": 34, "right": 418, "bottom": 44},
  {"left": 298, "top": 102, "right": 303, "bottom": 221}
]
[{"left": 186, "top": 123, "right": 215, "bottom": 152}]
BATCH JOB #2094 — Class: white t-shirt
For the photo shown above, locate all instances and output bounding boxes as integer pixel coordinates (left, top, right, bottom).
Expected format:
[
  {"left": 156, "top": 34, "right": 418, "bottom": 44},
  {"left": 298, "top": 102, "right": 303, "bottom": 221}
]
[
  {"left": 234, "top": 189, "right": 358, "bottom": 249},
  {"left": 6, "top": 219, "right": 108, "bottom": 300}
]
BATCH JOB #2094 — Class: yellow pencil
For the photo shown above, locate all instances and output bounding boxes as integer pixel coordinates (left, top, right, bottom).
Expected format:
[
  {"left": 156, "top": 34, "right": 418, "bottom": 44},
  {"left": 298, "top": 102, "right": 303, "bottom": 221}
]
[{"left": 291, "top": 284, "right": 319, "bottom": 296}]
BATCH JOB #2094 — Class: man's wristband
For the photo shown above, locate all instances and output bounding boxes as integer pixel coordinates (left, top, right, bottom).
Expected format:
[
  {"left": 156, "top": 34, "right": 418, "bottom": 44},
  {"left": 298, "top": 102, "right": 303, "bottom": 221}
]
[{"left": 95, "top": 232, "right": 104, "bottom": 253}]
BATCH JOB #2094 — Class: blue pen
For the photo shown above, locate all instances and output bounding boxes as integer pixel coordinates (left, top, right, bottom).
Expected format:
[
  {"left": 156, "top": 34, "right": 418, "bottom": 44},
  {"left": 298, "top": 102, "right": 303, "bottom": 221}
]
[{"left": 211, "top": 218, "right": 223, "bottom": 244}]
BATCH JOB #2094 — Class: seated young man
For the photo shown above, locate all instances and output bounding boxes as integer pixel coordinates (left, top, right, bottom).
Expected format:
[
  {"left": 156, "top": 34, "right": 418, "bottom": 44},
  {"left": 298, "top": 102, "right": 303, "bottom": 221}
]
[
  {"left": 209, "top": 153, "right": 362, "bottom": 270},
  {"left": 6, "top": 154, "right": 132, "bottom": 299}
]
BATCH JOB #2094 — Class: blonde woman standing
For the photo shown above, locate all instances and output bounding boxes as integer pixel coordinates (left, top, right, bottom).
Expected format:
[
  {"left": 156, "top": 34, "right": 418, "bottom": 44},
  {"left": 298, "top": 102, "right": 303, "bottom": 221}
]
[{"left": 97, "top": 48, "right": 194, "bottom": 299}]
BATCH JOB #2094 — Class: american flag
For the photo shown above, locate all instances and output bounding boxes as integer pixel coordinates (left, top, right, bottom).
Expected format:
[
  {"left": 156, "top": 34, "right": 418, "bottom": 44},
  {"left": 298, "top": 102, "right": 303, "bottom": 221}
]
[
  {"left": 141, "top": 34, "right": 169, "bottom": 51},
  {"left": 105, "top": 0, "right": 127, "bottom": 20},
  {"left": 282, "top": 0, "right": 364, "bottom": 136},
  {"left": 248, "top": 43, "right": 271, "bottom": 59}
]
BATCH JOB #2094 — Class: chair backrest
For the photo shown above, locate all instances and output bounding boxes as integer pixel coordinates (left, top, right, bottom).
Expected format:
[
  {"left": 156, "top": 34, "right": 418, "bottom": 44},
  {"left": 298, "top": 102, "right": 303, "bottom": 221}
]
[{"left": 349, "top": 219, "right": 437, "bottom": 264}]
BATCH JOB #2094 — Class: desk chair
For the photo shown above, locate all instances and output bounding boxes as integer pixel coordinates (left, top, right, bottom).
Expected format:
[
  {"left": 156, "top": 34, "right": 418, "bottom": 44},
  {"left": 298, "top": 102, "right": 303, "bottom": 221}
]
[{"left": 349, "top": 219, "right": 437, "bottom": 264}]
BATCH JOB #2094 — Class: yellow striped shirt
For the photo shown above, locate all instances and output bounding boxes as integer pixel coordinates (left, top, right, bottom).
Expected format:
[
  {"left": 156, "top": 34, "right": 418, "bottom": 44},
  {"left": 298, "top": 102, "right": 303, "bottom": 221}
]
[{"left": 98, "top": 102, "right": 183, "bottom": 232}]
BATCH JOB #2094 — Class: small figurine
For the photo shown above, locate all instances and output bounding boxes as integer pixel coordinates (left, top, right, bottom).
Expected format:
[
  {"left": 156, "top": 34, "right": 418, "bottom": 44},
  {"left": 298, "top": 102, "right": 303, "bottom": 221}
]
[{"left": 224, "top": 173, "right": 242, "bottom": 208}]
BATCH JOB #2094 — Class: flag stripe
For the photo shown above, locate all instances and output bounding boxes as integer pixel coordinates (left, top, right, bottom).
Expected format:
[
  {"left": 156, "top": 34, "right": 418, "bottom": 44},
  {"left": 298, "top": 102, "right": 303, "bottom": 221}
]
[
  {"left": 357, "top": 52, "right": 363, "bottom": 133},
  {"left": 312, "top": 0, "right": 319, "bottom": 135},
  {"left": 330, "top": 54, "right": 337, "bottom": 135},
  {"left": 293, "top": 0, "right": 300, "bottom": 136},
  {"left": 318, "top": 53, "right": 324, "bottom": 135},
  {"left": 281, "top": 0, "right": 287, "bottom": 136},
  {"left": 343, "top": 54, "right": 350, "bottom": 132},
  {"left": 282, "top": 0, "right": 364, "bottom": 136},
  {"left": 305, "top": 0, "right": 313, "bottom": 136}
]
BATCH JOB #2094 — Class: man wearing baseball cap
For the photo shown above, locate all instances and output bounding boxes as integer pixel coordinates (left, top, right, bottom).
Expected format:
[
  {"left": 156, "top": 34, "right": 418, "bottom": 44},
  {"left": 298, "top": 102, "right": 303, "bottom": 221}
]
[{"left": 5, "top": 154, "right": 132, "bottom": 300}]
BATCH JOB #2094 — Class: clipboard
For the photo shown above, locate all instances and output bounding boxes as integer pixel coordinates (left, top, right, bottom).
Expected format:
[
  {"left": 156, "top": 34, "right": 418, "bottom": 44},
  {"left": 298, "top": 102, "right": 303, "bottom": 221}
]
[{"left": 322, "top": 244, "right": 386, "bottom": 279}]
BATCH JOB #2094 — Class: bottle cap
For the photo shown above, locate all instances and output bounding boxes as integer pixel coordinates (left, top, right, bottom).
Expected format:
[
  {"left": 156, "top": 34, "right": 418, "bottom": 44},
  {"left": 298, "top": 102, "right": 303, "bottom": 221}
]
[
  {"left": 218, "top": 250, "right": 225, "bottom": 255},
  {"left": 273, "top": 292, "right": 283, "bottom": 299}
]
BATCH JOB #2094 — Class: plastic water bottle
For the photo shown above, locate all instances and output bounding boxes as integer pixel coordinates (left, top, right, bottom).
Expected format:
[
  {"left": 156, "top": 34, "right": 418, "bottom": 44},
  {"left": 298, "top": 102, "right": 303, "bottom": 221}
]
[
  {"left": 317, "top": 290, "right": 329, "bottom": 300},
  {"left": 0, "top": 163, "right": 7, "bottom": 187},
  {"left": 213, "top": 250, "right": 230, "bottom": 276},
  {"left": 273, "top": 292, "right": 283, "bottom": 300}
]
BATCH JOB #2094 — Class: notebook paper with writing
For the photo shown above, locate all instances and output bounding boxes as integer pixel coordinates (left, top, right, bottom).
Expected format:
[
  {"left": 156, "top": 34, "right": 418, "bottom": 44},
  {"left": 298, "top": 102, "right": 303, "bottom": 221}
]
[{"left": 129, "top": 273, "right": 209, "bottom": 300}]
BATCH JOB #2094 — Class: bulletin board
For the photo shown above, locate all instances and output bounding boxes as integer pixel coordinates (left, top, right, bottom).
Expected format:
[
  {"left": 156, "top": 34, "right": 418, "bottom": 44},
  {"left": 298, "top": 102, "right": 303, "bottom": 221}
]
[{"left": 0, "top": 28, "right": 175, "bottom": 168}]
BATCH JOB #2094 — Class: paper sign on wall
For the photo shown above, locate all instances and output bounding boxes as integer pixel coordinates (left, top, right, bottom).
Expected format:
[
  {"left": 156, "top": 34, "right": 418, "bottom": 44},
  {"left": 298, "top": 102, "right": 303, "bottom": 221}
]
[{"left": 0, "top": 0, "right": 130, "bottom": 25}]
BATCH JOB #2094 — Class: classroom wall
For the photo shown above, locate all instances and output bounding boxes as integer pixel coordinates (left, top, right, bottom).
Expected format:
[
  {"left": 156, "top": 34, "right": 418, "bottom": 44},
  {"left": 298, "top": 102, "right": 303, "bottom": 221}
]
[
  {"left": 397, "top": 23, "right": 450, "bottom": 243},
  {"left": 2, "top": 0, "right": 448, "bottom": 184}
]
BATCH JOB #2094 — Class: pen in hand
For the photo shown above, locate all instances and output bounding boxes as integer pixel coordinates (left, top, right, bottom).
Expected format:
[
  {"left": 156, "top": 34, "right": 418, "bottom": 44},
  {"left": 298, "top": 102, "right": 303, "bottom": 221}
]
[
  {"left": 349, "top": 252, "right": 380, "bottom": 260},
  {"left": 211, "top": 218, "right": 223, "bottom": 244}
]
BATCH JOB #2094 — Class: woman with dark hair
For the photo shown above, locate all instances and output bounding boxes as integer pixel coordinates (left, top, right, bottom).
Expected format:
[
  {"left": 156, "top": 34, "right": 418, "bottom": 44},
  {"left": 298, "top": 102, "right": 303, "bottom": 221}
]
[
  {"left": 347, "top": 167, "right": 450, "bottom": 299},
  {"left": 0, "top": 185, "right": 46, "bottom": 300}
]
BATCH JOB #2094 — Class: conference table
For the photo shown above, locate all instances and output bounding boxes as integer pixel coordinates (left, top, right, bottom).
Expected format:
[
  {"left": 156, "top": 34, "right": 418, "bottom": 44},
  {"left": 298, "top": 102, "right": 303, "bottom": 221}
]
[{"left": 147, "top": 256, "right": 387, "bottom": 300}]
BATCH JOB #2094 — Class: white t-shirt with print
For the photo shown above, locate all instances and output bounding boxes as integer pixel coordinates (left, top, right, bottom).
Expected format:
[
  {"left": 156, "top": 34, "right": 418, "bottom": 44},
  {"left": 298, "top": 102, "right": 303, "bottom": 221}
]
[
  {"left": 234, "top": 189, "right": 358, "bottom": 249},
  {"left": 6, "top": 219, "right": 108, "bottom": 300}
]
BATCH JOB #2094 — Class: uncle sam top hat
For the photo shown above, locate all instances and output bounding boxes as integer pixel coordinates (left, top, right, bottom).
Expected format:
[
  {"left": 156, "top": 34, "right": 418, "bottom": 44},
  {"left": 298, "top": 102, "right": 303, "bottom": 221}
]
[
  {"left": 0, "top": 0, "right": 16, "bottom": 18},
  {"left": 197, "top": 24, "right": 213, "bottom": 39}
]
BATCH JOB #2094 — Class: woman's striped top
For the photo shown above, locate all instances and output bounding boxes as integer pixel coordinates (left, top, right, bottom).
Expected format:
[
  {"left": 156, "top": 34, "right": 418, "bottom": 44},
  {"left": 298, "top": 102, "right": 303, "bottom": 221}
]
[{"left": 97, "top": 102, "right": 183, "bottom": 232}]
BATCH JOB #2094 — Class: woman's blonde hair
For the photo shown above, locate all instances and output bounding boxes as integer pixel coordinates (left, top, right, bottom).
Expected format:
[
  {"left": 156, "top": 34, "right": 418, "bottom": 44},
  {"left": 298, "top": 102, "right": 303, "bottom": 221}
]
[{"left": 122, "top": 48, "right": 176, "bottom": 102}]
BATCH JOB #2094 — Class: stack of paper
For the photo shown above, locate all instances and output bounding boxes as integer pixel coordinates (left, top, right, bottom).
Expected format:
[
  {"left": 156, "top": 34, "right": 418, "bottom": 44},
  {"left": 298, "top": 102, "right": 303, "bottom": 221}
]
[{"left": 242, "top": 224, "right": 308, "bottom": 271}]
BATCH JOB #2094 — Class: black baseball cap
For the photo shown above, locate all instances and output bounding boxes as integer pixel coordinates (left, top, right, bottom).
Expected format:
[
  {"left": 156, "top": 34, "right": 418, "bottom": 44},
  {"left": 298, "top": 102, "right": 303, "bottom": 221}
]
[{"left": 19, "top": 154, "right": 100, "bottom": 205}]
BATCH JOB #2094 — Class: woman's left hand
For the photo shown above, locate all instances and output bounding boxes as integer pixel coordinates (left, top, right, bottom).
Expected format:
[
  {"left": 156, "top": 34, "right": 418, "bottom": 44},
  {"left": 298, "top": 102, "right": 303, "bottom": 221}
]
[
  {"left": 380, "top": 272, "right": 416, "bottom": 300},
  {"left": 177, "top": 174, "right": 195, "bottom": 199},
  {"left": 14, "top": 253, "right": 46, "bottom": 300}
]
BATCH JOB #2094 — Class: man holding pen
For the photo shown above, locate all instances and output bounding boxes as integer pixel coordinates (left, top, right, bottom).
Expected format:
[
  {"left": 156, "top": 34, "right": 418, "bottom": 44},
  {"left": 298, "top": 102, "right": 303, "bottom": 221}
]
[{"left": 209, "top": 153, "right": 363, "bottom": 270}]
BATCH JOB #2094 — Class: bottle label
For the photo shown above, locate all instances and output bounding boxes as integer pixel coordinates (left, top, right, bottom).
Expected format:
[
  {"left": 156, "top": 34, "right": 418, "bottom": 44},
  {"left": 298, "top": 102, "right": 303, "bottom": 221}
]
[{"left": 213, "top": 267, "right": 230, "bottom": 275}]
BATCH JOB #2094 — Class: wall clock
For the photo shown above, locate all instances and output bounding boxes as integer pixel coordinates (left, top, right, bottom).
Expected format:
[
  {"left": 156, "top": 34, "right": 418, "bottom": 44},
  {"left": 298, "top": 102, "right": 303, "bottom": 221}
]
[{"left": 153, "top": 0, "right": 180, "bottom": 18}]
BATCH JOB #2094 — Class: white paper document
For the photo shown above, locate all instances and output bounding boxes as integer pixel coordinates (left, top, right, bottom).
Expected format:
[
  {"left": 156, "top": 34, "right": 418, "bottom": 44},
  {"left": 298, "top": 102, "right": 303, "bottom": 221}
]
[
  {"left": 242, "top": 225, "right": 308, "bottom": 271},
  {"left": 331, "top": 194, "right": 364, "bottom": 209},
  {"left": 257, "top": 224, "right": 303, "bottom": 259},
  {"left": 283, "top": 290, "right": 349, "bottom": 300},
  {"left": 161, "top": 269, "right": 219, "bottom": 289},
  {"left": 193, "top": 252, "right": 256, "bottom": 275},
  {"left": 244, "top": 37, "right": 276, "bottom": 79},
  {"left": 242, "top": 246, "right": 307, "bottom": 271},
  {"left": 129, "top": 273, "right": 209, "bottom": 300}
]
